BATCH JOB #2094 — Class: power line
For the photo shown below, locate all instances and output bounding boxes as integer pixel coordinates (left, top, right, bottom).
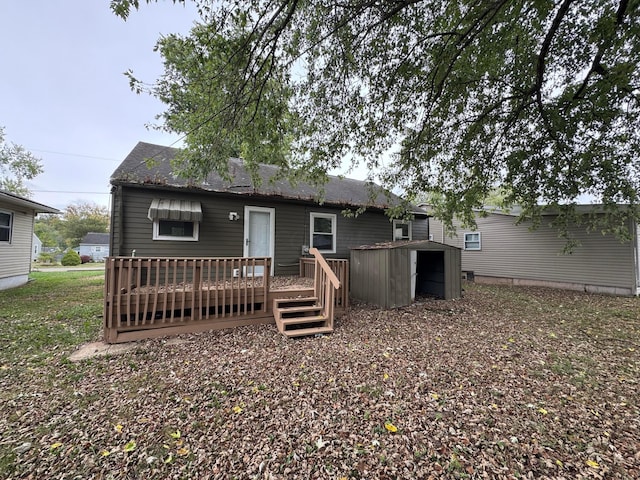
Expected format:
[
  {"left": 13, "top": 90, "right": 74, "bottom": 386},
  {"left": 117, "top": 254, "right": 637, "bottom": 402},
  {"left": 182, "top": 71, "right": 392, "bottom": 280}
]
[{"left": 27, "top": 148, "right": 120, "bottom": 162}]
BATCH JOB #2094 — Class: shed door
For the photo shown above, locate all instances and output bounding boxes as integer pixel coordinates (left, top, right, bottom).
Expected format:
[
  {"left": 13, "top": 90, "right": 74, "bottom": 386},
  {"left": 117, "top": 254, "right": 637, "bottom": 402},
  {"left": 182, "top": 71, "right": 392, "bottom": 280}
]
[{"left": 243, "top": 206, "right": 275, "bottom": 276}]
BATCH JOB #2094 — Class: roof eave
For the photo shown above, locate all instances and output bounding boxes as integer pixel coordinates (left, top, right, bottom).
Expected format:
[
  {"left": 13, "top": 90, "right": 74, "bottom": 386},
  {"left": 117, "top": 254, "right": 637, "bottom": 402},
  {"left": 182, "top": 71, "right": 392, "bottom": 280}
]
[{"left": 0, "top": 190, "right": 61, "bottom": 214}]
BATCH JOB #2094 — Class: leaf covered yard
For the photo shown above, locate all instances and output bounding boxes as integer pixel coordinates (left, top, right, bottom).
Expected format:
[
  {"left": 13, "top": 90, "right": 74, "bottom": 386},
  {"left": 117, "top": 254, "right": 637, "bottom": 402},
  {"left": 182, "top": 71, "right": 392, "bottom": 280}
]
[{"left": 1, "top": 277, "right": 639, "bottom": 479}]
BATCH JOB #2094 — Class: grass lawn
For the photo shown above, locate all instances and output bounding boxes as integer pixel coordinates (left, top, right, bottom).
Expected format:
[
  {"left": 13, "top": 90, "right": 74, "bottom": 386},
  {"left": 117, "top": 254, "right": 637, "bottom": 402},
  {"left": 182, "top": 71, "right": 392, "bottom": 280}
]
[{"left": 0, "top": 273, "right": 639, "bottom": 479}]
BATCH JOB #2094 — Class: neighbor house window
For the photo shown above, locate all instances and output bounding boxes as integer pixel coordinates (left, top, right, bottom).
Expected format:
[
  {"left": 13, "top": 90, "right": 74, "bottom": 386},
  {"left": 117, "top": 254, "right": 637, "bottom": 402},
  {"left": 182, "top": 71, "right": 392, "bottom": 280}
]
[
  {"left": 94, "top": 246, "right": 102, "bottom": 252},
  {"left": 393, "top": 220, "right": 412, "bottom": 241},
  {"left": 153, "top": 219, "right": 199, "bottom": 241},
  {"left": 0, "top": 211, "right": 12, "bottom": 243},
  {"left": 310, "top": 212, "right": 336, "bottom": 253},
  {"left": 464, "top": 232, "right": 481, "bottom": 250}
]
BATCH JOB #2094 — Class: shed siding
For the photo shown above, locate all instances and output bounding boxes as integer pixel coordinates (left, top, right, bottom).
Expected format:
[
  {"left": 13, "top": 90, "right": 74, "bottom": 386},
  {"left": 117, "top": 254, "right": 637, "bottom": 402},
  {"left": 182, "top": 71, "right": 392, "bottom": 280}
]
[
  {"left": 351, "top": 241, "right": 462, "bottom": 307},
  {"left": 351, "top": 249, "right": 390, "bottom": 307},
  {"left": 445, "top": 249, "right": 462, "bottom": 300},
  {"left": 112, "top": 186, "right": 428, "bottom": 276},
  {"left": 0, "top": 201, "right": 34, "bottom": 281},
  {"left": 435, "top": 213, "right": 636, "bottom": 291},
  {"left": 389, "top": 249, "right": 411, "bottom": 308}
]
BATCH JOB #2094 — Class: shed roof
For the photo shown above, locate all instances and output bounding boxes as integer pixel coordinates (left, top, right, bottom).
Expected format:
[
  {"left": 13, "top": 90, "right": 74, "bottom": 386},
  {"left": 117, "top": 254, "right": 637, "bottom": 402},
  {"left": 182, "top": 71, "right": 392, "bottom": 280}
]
[
  {"left": 0, "top": 189, "right": 61, "bottom": 214},
  {"left": 111, "top": 142, "right": 428, "bottom": 216},
  {"left": 351, "top": 239, "right": 461, "bottom": 251},
  {"left": 80, "top": 232, "right": 110, "bottom": 245}
]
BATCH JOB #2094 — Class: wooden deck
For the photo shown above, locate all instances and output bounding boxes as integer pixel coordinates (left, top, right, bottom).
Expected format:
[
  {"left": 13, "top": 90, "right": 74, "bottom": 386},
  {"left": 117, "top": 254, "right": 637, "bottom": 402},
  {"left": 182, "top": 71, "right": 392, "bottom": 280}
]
[{"left": 104, "top": 254, "right": 348, "bottom": 343}]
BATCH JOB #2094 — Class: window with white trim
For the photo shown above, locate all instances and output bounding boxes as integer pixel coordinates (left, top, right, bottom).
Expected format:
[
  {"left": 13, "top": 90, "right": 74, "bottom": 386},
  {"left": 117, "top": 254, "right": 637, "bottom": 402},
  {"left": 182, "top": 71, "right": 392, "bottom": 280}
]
[
  {"left": 464, "top": 232, "right": 481, "bottom": 250},
  {"left": 310, "top": 212, "right": 336, "bottom": 253},
  {"left": 392, "top": 220, "right": 412, "bottom": 241},
  {"left": 153, "top": 219, "right": 199, "bottom": 241},
  {"left": 0, "top": 211, "right": 12, "bottom": 243}
]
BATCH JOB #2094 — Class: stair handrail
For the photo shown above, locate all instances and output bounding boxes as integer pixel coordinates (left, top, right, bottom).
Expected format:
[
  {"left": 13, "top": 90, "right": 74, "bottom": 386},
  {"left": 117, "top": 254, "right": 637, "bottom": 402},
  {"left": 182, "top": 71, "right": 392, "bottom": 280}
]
[
  {"left": 309, "top": 247, "right": 341, "bottom": 330},
  {"left": 309, "top": 248, "right": 341, "bottom": 289}
]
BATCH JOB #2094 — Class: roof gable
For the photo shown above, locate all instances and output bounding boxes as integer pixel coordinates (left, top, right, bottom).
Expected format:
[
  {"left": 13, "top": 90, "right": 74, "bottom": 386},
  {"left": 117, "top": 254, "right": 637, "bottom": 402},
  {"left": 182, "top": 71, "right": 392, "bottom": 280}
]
[{"left": 111, "top": 142, "right": 427, "bottom": 216}]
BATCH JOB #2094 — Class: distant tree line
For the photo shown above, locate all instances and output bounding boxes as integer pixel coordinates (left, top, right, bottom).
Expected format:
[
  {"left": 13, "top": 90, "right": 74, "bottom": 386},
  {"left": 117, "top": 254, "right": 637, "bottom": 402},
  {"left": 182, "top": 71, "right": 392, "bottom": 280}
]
[{"left": 35, "top": 202, "right": 110, "bottom": 251}]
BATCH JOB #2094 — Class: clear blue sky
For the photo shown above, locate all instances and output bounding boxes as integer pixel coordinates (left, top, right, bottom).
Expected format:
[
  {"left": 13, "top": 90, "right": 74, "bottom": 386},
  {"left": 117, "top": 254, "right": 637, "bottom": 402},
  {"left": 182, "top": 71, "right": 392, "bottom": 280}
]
[{"left": 0, "top": 1, "right": 199, "bottom": 210}]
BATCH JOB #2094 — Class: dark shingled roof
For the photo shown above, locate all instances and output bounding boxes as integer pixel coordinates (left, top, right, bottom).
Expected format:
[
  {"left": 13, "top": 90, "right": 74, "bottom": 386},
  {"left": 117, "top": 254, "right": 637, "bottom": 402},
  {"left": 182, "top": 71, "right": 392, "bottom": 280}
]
[
  {"left": 111, "top": 142, "right": 427, "bottom": 215},
  {"left": 80, "top": 232, "right": 110, "bottom": 245}
]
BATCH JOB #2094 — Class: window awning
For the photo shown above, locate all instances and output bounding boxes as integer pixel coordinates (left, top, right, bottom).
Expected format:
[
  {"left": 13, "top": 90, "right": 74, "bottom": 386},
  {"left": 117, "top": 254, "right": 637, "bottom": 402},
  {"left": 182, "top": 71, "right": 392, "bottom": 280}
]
[{"left": 147, "top": 199, "right": 202, "bottom": 222}]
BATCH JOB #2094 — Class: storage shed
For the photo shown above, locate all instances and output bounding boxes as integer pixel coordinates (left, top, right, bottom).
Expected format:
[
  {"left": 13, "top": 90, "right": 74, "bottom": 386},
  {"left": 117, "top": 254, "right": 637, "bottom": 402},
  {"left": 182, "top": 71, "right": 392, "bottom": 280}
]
[{"left": 350, "top": 240, "right": 462, "bottom": 308}]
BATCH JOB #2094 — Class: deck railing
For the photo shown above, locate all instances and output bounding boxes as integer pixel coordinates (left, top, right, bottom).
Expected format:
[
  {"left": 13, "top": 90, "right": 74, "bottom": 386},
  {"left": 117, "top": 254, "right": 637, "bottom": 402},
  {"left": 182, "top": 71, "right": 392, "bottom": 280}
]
[
  {"left": 300, "top": 256, "right": 349, "bottom": 309},
  {"left": 104, "top": 257, "right": 271, "bottom": 342}
]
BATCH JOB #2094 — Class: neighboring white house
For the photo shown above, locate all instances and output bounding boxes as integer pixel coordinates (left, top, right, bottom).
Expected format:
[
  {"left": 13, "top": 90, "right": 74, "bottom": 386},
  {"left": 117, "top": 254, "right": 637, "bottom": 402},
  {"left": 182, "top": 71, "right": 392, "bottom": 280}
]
[
  {"left": 78, "top": 232, "right": 110, "bottom": 261},
  {"left": 0, "top": 190, "right": 60, "bottom": 291},
  {"left": 426, "top": 204, "right": 640, "bottom": 296},
  {"left": 32, "top": 233, "right": 42, "bottom": 263}
]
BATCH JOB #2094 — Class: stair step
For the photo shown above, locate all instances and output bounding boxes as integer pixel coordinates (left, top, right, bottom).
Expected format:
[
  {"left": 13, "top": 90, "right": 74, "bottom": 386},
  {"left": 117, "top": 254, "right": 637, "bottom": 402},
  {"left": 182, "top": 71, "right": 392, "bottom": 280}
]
[
  {"left": 283, "top": 326, "right": 334, "bottom": 338},
  {"left": 278, "top": 305, "right": 322, "bottom": 316},
  {"left": 281, "top": 315, "right": 327, "bottom": 326},
  {"left": 274, "top": 297, "right": 318, "bottom": 309}
]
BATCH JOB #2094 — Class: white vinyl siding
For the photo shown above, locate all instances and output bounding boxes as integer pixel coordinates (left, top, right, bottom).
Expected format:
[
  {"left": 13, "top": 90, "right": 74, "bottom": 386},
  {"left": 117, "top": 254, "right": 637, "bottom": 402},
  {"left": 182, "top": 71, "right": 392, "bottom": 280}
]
[
  {"left": 0, "top": 203, "right": 34, "bottom": 284},
  {"left": 439, "top": 212, "right": 636, "bottom": 292}
]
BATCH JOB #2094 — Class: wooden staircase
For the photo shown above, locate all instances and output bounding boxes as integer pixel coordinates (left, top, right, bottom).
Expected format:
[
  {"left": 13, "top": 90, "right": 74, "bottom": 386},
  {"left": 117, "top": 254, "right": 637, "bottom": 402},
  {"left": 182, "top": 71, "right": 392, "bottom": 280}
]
[
  {"left": 273, "top": 248, "right": 342, "bottom": 338},
  {"left": 273, "top": 296, "right": 333, "bottom": 337}
]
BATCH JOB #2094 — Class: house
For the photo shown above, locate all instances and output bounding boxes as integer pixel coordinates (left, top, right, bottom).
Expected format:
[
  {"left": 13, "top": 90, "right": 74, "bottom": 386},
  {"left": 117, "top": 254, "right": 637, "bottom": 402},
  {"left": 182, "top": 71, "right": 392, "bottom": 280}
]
[
  {"left": 109, "top": 142, "right": 429, "bottom": 275},
  {"left": 427, "top": 205, "right": 640, "bottom": 296},
  {"left": 0, "top": 189, "right": 60, "bottom": 290},
  {"left": 32, "top": 233, "right": 42, "bottom": 262},
  {"left": 79, "top": 232, "right": 110, "bottom": 261}
]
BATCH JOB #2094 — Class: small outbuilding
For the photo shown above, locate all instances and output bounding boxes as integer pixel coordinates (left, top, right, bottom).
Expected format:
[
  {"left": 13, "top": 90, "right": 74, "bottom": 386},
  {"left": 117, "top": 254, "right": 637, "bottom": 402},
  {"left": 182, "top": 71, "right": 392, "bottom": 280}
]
[{"left": 350, "top": 240, "right": 462, "bottom": 308}]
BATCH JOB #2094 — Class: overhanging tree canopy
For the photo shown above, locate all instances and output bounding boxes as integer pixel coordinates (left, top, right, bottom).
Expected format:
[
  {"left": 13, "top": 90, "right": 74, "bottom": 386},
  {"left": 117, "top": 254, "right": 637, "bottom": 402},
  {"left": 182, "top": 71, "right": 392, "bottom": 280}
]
[{"left": 113, "top": 0, "right": 640, "bottom": 237}]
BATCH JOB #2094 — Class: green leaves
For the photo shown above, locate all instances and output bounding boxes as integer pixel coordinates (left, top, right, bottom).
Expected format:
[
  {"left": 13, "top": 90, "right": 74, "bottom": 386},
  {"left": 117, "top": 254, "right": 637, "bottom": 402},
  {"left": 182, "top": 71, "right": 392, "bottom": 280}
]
[
  {"left": 0, "top": 127, "right": 44, "bottom": 197},
  {"left": 123, "top": 0, "right": 640, "bottom": 235}
]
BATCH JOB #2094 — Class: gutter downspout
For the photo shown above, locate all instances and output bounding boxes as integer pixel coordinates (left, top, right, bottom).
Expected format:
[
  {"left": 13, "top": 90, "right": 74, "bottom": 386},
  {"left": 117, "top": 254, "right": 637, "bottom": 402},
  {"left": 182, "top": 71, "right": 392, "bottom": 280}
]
[
  {"left": 108, "top": 185, "right": 123, "bottom": 257},
  {"left": 632, "top": 220, "right": 640, "bottom": 296}
]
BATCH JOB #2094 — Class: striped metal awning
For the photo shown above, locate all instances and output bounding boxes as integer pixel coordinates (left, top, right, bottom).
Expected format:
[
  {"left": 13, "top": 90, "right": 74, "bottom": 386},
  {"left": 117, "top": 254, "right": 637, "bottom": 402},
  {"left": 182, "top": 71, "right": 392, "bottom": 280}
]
[{"left": 147, "top": 199, "right": 203, "bottom": 222}]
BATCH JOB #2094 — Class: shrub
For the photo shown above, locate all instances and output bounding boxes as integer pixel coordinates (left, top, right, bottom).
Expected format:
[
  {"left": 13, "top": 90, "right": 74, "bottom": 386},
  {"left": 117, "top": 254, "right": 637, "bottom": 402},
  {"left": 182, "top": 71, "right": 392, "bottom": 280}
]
[
  {"left": 61, "top": 250, "right": 82, "bottom": 266},
  {"left": 80, "top": 255, "right": 92, "bottom": 264},
  {"left": 38, "top": 252, "right": 56, "bottom": 264}
]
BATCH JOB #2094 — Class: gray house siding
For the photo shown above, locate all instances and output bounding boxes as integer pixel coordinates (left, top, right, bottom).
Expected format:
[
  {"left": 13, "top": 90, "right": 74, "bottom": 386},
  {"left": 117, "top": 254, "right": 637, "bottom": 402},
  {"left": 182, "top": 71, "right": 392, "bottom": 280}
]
[
  {"left": 78, "top": 244, "right": 110, "bottom": 261},
  {"left": 111, "top": 186, "right": 429, "bottom": 276},
  {"left": 432, "top": 212, "right": 638, "bottom": 295}
]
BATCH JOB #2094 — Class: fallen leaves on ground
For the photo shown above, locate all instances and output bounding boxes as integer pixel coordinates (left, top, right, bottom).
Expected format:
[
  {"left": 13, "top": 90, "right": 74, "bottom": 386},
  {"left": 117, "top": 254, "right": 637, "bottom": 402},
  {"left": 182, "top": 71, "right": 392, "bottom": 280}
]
[{"left": 1, "top": 283, "right": 639, "bottom": 479}]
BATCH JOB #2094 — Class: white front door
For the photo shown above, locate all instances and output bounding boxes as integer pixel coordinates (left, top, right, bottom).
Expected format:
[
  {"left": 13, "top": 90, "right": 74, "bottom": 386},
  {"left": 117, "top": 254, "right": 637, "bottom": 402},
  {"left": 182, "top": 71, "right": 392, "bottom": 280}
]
[{"left": 243, "top": 206, "right": 275, "bottom": 276}]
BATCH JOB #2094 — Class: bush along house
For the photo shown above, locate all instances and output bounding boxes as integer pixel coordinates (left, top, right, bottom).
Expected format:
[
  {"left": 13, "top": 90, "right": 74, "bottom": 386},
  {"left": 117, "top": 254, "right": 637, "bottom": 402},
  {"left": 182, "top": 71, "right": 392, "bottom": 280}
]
[{"left": 104, "top": 142, "right": 429, "bottom": 342}]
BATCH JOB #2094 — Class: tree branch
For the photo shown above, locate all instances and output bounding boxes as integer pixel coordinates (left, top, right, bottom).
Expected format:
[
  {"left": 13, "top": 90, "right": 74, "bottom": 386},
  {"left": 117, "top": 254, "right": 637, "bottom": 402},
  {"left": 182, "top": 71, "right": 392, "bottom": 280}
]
[{"left": 573, "top": 0, "right": 630, "bottom": 100}]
